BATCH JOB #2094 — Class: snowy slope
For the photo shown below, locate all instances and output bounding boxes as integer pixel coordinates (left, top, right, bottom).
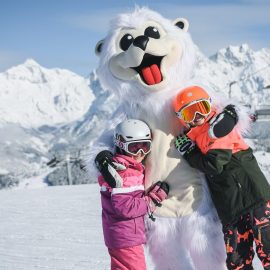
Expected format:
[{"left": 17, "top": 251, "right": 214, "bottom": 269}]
[
  {"left": 0, "top": 184, "right": 108, "bottom": 270},
  {"left": 0, "top": 184, "right": 264, "bottom": 270},
  {"left": 0, "top": 62, "right": 101, "bottom": 187},
  {"left": 0, "top": 59, "right": 95, "bottom": 128}
]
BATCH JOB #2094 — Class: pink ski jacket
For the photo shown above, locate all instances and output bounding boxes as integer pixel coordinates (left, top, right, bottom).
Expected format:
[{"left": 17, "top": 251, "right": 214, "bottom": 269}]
[{"left": 98, "top": 154, "right": 149, "bottom": 249}]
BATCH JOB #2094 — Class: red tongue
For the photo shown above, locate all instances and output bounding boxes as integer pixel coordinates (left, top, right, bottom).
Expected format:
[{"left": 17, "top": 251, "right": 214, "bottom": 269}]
[{"left": 141, "top": 64, "right": 162, "bottom": 85}]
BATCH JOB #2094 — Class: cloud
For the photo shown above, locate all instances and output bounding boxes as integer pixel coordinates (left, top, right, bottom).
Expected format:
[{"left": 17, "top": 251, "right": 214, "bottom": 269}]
[
  {"left": 63, "top": 2, "right": 270, "bottom": 58},
  {"left": 4, "top": 1, "right": 267, "bottom": 75},
  {"left": 239, "top": 0, "right": 270, "bottom": 5},
  {"left": 63, "top": 7, "right": 132, "bottom": 33},
  {"left": 153, "top": 2, "right": 270, "bottom": 55}
]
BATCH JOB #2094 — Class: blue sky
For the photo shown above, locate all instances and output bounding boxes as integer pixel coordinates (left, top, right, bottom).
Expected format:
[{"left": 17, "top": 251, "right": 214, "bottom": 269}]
[{"left": 0, "top": 0, "right": 270, "bottom": 77}]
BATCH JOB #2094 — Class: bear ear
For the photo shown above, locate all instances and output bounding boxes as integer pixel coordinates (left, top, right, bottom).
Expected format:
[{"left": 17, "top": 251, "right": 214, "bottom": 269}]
[
  {"left": 173, "top": 18, "right": 189, "bottom": 32},
  {"left": 95, "top": 39, "right": 104, "bottom": 56}
]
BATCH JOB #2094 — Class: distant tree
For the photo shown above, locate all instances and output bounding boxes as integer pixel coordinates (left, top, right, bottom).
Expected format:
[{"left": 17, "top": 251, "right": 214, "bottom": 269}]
[
  {"left": 0, "top": 174, "right": 19, "bottom": 188},
  {"left": 45, "top": 160, "right": 94, "bottom": 186}
]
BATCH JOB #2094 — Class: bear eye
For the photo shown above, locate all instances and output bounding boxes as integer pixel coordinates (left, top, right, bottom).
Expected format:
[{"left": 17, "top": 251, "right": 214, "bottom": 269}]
[
  {"left": 144, "top": 26, "right": 160, "bottom": 39},
  {"left": 120, "top": 34, "right": 134, "bottom": 51}
]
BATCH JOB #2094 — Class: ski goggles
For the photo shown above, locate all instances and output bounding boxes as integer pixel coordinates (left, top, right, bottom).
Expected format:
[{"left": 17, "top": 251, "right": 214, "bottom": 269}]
[
  {"left": 175, "top": 99, "right": 211, "bottom": 123},
  {"left": 114, "top": 139, "right": 152, "bottom": 156}
]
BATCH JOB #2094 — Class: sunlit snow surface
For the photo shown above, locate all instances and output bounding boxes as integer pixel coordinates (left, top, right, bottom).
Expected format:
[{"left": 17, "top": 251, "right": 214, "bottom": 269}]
[
  {"left": 0, "top": 184, "right": 265, "bottom": 270},
  {"left": 0, "top": 185, "right": 109, "bottom": 270}
]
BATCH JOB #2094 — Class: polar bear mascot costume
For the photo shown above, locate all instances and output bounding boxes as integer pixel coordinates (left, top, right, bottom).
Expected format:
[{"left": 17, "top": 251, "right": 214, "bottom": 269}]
[{"left": 91, "top": 7, "right": 249, "bottom": 270}]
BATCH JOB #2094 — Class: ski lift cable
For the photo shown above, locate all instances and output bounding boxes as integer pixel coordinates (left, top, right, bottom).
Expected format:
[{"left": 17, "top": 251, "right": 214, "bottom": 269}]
[
  {"left": 49, "top": 145, "right": 92, "bottom": 159},
  {"left": 48, "top": 141, "right": 112, "bottom": 164},
  {"left": 222, "top": 63, "right": 270, "bottom": 90},
  {"left": 48, "top": 145, "right": 95, "bottom": 163}
]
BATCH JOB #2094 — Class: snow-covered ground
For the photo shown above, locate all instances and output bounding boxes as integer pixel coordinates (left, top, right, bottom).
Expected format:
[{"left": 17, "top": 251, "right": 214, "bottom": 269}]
[
  {"left": 0, "top": 184, "right": 264, "bottom": 270},
  {"left": 0, "top": 184, "right": 109, "bottom": 270}
]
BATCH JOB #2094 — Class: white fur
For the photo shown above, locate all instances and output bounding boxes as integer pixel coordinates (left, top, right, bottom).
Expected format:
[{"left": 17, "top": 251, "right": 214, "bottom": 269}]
[
  {"left": 97, "top": 7, "right": 196, "bottom": 113},
  {"left": 90, "top": 7, "right": 250, "bottom": 269},
  {"left": 145, "top": 178, "right": 226, "bottom": 270}
]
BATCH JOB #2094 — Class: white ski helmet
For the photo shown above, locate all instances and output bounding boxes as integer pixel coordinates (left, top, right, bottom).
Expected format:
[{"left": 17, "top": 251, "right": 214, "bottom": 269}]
[{"left": 114, "top": 119, "right": 152, "bottom": 155}]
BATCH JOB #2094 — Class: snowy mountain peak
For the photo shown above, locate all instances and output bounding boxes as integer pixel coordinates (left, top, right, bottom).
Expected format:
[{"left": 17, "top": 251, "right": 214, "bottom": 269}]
[
  {"left": 196, "top": 44, "right": 270, "bottom": 107},
  {"left": 0, "top": 60, "right": 95, "bottom": 128},
  {"left": 3, "top": 58, "right": 49, "bottom": 84},
  {"left": 24, "top": 58, "right": 41, "bottom": 67},
  {"left": 210, "top": 43, "right": 256, "bottom": 66},
  {"left": 239, "top": 43, "right": 250, "bottom": 52},
  {"left": 226, "top": 43, "right": 251, "bottom": 55}
]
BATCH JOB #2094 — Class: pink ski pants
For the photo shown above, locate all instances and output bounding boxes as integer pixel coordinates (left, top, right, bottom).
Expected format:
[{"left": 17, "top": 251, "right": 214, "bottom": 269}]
[{"left": 108, "top": 244, "right": 147, "bottom": 270}]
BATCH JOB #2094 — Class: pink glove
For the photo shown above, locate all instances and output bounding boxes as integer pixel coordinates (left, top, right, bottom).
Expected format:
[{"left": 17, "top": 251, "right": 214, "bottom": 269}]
[{"left": 146, "top": 181, "right": 169, "bottom": 207}]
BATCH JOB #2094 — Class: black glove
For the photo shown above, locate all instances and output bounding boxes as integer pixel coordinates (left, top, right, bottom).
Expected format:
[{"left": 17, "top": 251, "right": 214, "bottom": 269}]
[
  {"left": 209, "top": 105, "right": 238, "bottom": 139},
  {"left": 95, "top": 150, "right": 113, "bottom": 170},
  {"left": 95, "top": 150, "right": 125, "bottom": 188},
  {"left": 175, "top": 134, "right": 195, "bottom": 156}
]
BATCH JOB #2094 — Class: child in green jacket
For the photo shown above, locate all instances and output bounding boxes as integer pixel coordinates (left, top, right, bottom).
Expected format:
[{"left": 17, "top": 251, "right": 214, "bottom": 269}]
[{"left": 173, "top": 85, "right": 270, "bottom": 270}]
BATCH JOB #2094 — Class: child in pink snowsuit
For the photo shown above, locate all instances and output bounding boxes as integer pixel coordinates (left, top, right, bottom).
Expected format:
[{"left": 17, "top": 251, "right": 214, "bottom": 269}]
[{"left": 95, "top": 119, "right": 169, "bottom": 270}]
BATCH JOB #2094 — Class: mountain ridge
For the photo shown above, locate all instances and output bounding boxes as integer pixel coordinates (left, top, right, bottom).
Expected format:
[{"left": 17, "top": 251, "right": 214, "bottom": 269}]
[
  {"left": 0, "top": 58, "right": 95, "bottom": 128},
  {"left": 0, "top": 44, "right": 269, "bottom": 188}
]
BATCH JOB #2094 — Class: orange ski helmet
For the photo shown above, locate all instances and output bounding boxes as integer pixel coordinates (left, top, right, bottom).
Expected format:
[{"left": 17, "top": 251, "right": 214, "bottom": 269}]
[{"left": 173, "top": 86, "right": 211, "bottom": 123}]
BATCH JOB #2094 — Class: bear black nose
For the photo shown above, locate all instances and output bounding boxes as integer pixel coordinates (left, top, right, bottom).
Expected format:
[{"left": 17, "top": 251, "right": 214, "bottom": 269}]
[{"left": 133, "top": 35, "right": 149, "bottom": 51}]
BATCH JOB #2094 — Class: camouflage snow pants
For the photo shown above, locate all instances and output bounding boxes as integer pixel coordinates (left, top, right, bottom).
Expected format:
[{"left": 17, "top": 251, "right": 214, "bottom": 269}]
[{"left": 223, "top": 201, "right": 270, "bottom": 270}]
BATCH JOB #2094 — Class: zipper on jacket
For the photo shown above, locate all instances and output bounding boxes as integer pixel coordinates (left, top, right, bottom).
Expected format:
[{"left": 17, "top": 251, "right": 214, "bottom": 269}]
[{"left": 232, "top": 174, "right": 242, "bottom": 189}]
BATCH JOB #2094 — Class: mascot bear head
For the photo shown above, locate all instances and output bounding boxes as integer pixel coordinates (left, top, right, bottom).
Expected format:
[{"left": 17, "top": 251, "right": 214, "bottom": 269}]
[{"left": 95, "top": 7, "right": 197, "bottom": 111}]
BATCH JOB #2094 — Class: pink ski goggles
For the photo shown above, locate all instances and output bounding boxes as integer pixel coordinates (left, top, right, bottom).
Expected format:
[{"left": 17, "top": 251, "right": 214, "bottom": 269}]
[{"left": 114, "top": 139, "right": 152, "bottom": 156}]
